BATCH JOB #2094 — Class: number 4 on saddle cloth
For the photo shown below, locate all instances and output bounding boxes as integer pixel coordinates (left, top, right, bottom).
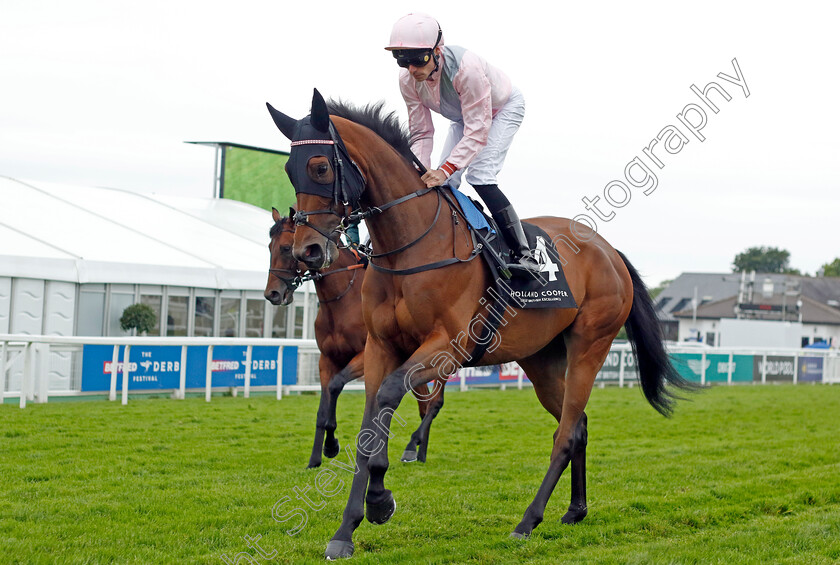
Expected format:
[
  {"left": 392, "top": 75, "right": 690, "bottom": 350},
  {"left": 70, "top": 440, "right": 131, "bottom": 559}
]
[{"left": 444, "top": 186, "right": 577, "bottom": 311}]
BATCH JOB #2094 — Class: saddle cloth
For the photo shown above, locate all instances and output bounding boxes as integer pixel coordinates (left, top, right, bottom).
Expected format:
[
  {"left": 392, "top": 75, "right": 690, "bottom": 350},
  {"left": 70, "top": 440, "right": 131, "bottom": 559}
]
[{"left": 446, "top": 187, "right": 577, "bottom": 310}]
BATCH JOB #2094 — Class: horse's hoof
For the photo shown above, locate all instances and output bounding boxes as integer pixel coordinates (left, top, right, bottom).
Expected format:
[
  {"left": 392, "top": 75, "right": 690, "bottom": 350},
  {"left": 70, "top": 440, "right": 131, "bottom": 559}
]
[
  {"left": 324, "top": 438, "right": 340, "bottom": 459},
  {"left": 509, "top": 531, "right": 530, "bottom": 540},
  {"left": 325, "top": 540, "right": 354, "bottom": 560},
  {"left": 366, "top": 491, "right": 396, "bottom": 525},
  {"left": 401, "top": 450, "right": 418, "bottom": 463},
  {"left": 306, "top": 461, "right": 322, "bottom": 470},
  {"left": 561, "top": 505, "right": 588, "bottom": 525}
]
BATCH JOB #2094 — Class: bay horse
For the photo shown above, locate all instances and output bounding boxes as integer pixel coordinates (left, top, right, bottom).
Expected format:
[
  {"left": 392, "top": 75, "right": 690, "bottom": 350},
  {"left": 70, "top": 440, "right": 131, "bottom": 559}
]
[
  {"left": 264, "top": 208, "right": 445, "bottom": 469},
  {"left": 266, "top": 90, "right": 694, "bottom": 560}
]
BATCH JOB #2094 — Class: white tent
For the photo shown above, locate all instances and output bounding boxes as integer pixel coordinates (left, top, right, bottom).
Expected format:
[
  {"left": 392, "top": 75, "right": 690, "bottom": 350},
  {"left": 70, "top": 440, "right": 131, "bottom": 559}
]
[{"left": 0, "top": 175, "right": 273, "bottom": 289}]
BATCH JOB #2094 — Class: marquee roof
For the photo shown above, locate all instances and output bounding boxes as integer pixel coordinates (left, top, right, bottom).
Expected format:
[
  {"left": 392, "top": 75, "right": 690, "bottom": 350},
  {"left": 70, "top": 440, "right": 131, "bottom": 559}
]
[{"left": 0, "top": 176, "right": 277, "bottom": 290}]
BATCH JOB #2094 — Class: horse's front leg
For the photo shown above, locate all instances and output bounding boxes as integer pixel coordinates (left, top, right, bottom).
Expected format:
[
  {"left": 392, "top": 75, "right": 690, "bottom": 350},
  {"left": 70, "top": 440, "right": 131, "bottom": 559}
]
[
  {"left": 325, "top": 340, "right": 400, "bottom": 560},
  {"left": 365, "top": 339, "right": 452, "bottom": 523},
  {"left": 323, "top": 352, "right": 365, "bottom": 459},
  {"left": 308, "top": 356, "right": 341, "bottom": 469}
]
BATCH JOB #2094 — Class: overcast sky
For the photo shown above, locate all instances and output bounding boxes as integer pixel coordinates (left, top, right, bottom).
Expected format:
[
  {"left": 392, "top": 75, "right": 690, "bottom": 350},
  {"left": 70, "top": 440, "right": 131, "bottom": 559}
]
[{"left": 1, "top": 1, "right": 837, "bottom": 286}]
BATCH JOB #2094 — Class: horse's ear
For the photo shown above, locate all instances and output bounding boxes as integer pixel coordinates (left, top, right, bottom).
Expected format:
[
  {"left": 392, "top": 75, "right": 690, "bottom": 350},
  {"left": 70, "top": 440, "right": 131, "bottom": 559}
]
[
  {"left": 310, "top": 88, "right": 330, "bottom": 133},
  {"left": 272, "top": 207, "right": 281, "bottom": 222},
  {"left": 266, "top": 102, "right": 297, "bottom": 140},
  {"left": 288, "top": 206, "right": 296, "bottom": 220}
]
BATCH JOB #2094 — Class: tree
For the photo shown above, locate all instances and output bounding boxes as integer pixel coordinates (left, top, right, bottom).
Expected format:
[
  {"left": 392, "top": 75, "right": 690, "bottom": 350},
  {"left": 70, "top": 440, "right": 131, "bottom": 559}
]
[
  {"left": 649, "top": 279, "right": 673, "bottom": 301},
  {"left": 732, "top": 246, "right": 799, "bottom": 274},
  {"left": 821, "top": 258, "right": 840, "bottom": 277},
  {"left": 120, "top": 303, "right": 157, "bottom": 336}
]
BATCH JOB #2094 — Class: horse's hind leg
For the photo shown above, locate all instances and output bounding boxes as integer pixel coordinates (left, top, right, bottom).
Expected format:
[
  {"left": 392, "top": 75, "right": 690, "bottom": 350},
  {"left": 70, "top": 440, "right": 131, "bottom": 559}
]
[
  {"left": 520, "top": 338, "right": 588, "bottom": 524},
  {"left": 513, "top": 331, "right": 608, "bottom": 537},
  {"left": 402, "top": 380, "right": 445, "bottom": 463},
  {"left": 562, "top": 411, "right": 588, "bottom": 524}
]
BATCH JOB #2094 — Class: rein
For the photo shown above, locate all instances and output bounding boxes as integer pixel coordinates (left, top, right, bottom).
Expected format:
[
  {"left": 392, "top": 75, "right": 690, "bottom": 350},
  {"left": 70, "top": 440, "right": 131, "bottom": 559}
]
[
  {"left": 362, "top": 186, "right": 483, "bottom": 276},
  {"left": 291, "top": 122, "right": 482, "bottom": 276},
  {"left": 310, "top": 246, "right": 367, "bottom": 304}
]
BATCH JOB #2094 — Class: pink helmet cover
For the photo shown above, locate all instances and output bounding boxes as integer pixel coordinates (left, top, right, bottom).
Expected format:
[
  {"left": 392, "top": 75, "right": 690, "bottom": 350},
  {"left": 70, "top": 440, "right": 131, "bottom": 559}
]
[{"left": 385, "top": 13, "right": 443, "bottom": 50}]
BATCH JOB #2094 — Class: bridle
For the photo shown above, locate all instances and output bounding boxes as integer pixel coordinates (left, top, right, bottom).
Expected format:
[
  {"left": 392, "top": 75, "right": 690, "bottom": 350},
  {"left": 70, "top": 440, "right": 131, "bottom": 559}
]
[
  {"left": 310, "top": 247, "right": 367, "bottom": 304},
  {"left": 269, "top": 222, "right": 367, "bottom": 302},
  {"left": 268, "top": 226, "right": 306, "bottom": 292}
]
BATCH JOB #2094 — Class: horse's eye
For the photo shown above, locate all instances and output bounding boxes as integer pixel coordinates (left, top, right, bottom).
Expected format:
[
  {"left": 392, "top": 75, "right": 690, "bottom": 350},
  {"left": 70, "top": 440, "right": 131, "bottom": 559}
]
[{"left": 317, "top": 163, "right": 329, "bottom": 176}]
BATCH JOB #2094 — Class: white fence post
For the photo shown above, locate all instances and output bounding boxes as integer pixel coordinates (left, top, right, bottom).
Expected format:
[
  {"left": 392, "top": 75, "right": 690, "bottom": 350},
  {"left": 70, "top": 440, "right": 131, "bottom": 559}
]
[
  {"left": 109, "top": 345, "right": 119, "bottom": 401},
  {"left": 19, "top": 342, "right": 30, "bottom": 409},
  {"left": 727, "top": 352, "right": 734, "bottom": 385},
  {"left": 701, "top": 351, "right": 707, "bottom": 386},
  {"left": 276, "top": 346, "right": 283, "bottom": 400},
  {"left": 761, "top": 353, "right": 767, "bottom": 384},
  {"left": 517, "top": 365, "right": 523, "bottom": 390},
  {"left": 205, "top": 345, "right": 214, "bottom": 402},
  {"left": 793, "top": 352, "right": 799, "bottom": 384},
  {"left": 1, "top": 340, "right": 7, "bottom": 404},
  {"left": 36, "top": 343, "right": 49, "bottom": 404},
  {"left": 178, "top": 346, "right": 187, "bottom": 399},
  {"left": 121, "top": 345, "right": 131, "bottom": 405},
  {"left": 243, "top": 345, "right": 253, "bottom": 399},
  {"left": 618, "top": 349, "right": 626, "bottom": 388}
]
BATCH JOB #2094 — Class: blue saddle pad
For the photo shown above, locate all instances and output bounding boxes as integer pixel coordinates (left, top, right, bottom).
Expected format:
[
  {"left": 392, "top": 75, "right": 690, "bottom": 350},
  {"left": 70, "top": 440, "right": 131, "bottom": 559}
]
[{"left": 446, "top": 187, "right": 494, "bottom": 233}]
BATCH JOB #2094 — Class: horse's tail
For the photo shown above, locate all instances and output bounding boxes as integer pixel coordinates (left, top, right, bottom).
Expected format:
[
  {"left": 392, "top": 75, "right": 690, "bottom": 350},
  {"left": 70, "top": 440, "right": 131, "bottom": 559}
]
[{"left": 616, "top": 250, "right": 698, "bottom": 417}]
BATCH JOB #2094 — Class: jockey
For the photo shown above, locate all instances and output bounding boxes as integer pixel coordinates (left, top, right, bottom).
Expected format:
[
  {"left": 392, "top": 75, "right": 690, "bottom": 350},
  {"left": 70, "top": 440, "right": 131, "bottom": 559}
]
[{"left": 385, "top": 13, "right": 539, "bottom": 275}]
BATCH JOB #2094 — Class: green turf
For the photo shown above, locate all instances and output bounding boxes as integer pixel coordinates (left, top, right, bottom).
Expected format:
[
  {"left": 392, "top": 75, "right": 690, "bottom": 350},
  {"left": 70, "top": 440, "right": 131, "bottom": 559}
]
[{"left": 2, "top": 385, "right": 839, "bottom": 564}]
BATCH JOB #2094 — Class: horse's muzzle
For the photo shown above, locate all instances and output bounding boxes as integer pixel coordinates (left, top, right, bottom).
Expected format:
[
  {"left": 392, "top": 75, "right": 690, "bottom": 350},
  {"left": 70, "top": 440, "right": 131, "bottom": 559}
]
[
  {"left": 297, "top": 240, "right": 337, "bottom": 271},
  {"left": 264, "top": 286, "right": 294, "bottom": 306}
]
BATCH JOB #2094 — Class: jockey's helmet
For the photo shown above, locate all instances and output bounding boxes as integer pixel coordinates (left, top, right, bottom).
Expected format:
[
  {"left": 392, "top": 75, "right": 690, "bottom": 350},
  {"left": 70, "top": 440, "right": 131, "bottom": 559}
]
[{"left": 385, "top": 13, "right": 442, "bottom": 51}]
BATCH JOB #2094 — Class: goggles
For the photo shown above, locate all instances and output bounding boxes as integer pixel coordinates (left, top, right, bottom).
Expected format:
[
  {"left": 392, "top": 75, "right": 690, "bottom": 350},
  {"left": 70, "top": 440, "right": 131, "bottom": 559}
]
[{"left": 392, "top": 49, "right": 433, "bottom": 69}]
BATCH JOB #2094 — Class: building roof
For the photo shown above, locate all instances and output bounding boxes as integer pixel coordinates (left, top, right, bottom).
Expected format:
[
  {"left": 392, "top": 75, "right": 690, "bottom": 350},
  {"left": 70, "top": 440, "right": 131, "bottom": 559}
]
[
  {"left": 654, "top": 272, "right": 744, "bottom": 322},
  {"left": 662, "top": 272, "right": 840, "bottom": 326},
  {"left": 0, "top": 176, "right": 277, "bottom": 290}
]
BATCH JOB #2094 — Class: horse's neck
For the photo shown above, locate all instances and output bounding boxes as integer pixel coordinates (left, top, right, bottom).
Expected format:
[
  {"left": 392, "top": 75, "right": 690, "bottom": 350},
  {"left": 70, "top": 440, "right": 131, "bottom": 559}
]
[{"left": 361, "top": 158, "right": 448, "bottom": 266}]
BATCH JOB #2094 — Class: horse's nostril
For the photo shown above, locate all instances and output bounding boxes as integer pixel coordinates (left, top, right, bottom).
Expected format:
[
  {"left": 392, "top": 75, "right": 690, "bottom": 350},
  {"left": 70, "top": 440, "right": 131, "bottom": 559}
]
[{"left": 305, "top": 244, "right": 323, "bottom": 263}]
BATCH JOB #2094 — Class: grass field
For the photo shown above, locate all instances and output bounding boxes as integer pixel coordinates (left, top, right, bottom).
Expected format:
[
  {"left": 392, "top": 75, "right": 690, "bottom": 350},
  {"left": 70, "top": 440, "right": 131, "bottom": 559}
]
[{"left": 2, "top": 384, "right": 840, "bottom": 564}]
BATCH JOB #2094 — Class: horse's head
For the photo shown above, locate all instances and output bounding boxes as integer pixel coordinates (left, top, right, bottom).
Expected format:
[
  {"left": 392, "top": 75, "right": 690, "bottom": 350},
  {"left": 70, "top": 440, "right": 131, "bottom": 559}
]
[
  {"left": 266, "top": 89, "right": 365, "bottom": 270},
  {"left": 265, "top": 207, "right": 304, "bottom": 306}
]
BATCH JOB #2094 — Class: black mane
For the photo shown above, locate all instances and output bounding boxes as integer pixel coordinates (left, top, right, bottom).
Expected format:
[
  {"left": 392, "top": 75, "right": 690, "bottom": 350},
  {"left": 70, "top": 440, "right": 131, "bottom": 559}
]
[{"left": 327, "top": 99, "right": 415, "bottom": 164}]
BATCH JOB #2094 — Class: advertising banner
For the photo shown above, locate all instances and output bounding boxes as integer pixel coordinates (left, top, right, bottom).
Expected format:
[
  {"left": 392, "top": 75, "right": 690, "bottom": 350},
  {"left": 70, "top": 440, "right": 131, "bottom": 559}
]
[
  {"left": 81, "top": 345, "right": 182, "bottom": 391},
  {"left": 451, "top": 365, "right": 500, "bottom": 386},
  {"left": 597, "top": 349, "right": 637, "bottom": 382},
  {"left": 82, "top": 345, "right": 299, "bottom": 392},
  {"left": 752, "top": 355, "right": 795, "bottom": 382},
  {"left": 671, "top": 353, "right": 753, "bottom": 383},
  {"left": 799, "top": 357, "right": 824, "bottom": 382}
]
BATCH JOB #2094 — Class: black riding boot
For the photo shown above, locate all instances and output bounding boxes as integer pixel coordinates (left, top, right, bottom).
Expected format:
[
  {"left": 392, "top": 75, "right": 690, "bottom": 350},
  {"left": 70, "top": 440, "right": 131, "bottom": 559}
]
[{"left": 473, "top": 184, "right": 541, "bottom": 276}]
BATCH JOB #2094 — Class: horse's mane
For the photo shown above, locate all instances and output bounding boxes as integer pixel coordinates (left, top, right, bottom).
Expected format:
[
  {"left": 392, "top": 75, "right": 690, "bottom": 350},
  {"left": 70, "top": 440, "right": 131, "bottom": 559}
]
[{"left": 327, "top": 99, "right": 415, "bottom": 164}]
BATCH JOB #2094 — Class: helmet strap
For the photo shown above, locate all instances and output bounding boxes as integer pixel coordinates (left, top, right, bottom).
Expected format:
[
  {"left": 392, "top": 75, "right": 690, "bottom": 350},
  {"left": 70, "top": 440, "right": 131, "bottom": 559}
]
[{"left": 430, "top": 23, "right": 442, "bottom": 76}]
